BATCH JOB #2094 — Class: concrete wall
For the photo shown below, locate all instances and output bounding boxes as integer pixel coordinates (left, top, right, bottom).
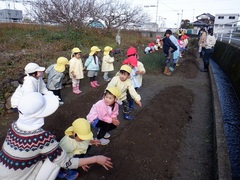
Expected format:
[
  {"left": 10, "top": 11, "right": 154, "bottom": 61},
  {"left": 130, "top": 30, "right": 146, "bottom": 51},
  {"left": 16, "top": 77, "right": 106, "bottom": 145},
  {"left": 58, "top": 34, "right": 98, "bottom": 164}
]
[{"left": 212, "top": 41, "right": 240, "bottom": 100}]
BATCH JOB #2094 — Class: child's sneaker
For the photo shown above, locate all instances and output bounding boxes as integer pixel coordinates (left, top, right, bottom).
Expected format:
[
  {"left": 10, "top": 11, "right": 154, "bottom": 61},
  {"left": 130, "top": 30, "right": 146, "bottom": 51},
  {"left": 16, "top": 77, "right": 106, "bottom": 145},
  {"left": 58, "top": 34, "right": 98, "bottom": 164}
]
[
  {"left": 98, "top": 138, "right": 110, "bottom": 145},
  {"left": 57, "top": 169, "right": 79, "bottom": 180},
  {"left": 97, "top": 129, "right": 111, "bottom": 139},
  {"left": 104, "top": 132, "right": 111, "bottom": 139}
]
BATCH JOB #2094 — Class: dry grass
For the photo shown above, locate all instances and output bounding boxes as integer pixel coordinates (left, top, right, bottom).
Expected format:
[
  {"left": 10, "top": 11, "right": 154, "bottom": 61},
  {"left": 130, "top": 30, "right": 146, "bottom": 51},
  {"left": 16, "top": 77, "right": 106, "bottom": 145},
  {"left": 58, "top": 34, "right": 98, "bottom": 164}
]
[{"left": 0, "top": 23, "right": 158, "bottom": 101}]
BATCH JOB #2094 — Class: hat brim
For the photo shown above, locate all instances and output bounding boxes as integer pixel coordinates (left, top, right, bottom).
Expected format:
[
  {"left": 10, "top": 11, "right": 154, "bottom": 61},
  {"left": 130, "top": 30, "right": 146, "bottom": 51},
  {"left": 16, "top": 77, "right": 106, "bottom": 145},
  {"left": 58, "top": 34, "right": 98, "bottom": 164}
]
[
  {"left": 35, "top": 94, "right": 59, "bottom": 118},
  {"left": 78, "top": 132, "right": 93, "bottom": 140},
  {"left": 37, "top": 67, "right": 45, "bottom": 72},
  {"left": 54, "top": 65, "right": 65, "bottom": 73}
]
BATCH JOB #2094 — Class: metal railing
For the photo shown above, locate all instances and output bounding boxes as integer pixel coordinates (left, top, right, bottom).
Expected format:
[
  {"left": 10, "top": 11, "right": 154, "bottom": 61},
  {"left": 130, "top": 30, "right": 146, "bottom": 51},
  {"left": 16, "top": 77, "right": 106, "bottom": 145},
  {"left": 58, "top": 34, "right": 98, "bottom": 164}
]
[{"left": 214, "top": 20, "right": 240, "bottom": 46}]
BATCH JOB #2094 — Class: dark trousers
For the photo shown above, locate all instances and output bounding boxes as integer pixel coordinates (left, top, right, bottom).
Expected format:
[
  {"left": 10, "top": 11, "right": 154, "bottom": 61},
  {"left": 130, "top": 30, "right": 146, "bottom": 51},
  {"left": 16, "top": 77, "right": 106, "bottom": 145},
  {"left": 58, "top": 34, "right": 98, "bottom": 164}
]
[
  {"left": 126, "top": 88, "right": 138, "bottom": 101},
  {"left": 96, "top": 120, "right": 117, "bottom": 139},
  {"left": 122, "top": 100, "right": 130, "bottom": 114},
  {"left": 51, "top": 89, "right": 62, "bottom": 101},
  {"left": 203, "top": 48, "right": 214, "bottom": 65}
]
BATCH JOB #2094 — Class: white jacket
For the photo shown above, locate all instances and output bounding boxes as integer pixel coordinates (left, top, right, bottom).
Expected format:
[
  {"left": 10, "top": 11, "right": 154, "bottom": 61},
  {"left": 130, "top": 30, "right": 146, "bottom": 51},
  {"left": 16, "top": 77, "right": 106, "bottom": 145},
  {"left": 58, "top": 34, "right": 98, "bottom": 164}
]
[
  {"left": 205, "top": 35, "right": 216, "bottom": 49},
  {"left": 11, "top": 76, "right": 52, "bottom": 108},
  {"left": 101, "top": 55, "right": 114, "bottom": 72}
]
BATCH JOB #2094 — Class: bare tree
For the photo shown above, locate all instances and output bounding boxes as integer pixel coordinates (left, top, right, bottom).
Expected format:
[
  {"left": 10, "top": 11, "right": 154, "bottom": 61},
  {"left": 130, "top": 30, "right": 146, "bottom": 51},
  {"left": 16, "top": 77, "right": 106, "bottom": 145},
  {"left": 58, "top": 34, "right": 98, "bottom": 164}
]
[
  {"left": 32, "top": 0, "right": 150, "bottom": 29},
  {"left": 32, "top": 0, "right": 95, "bottom": 27},
  {"left": 94, "top": 0, "right": 150, "bottom": 29}
]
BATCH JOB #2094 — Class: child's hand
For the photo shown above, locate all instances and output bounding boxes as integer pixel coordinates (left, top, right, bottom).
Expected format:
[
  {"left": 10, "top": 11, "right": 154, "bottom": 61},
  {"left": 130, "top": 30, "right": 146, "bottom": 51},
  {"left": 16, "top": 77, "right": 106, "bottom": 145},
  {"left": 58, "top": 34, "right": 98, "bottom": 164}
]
[
  {"left": 81, "top": 165, "right": 90, "bottom": 171},
  {"left": 112, "top": 118, "right": 120, "bottom": 126},
  {"left": 95, "top": 155, "right": 113, "bottom": 170},
  {"left": 90, "top": 139, "right": 101, "bottom": 146},
  {"left": 71, "top": 72, "right": 76, "bottom": 78},
  {"left": 136, "top": 101, "right": 142, "bottom": 107}
]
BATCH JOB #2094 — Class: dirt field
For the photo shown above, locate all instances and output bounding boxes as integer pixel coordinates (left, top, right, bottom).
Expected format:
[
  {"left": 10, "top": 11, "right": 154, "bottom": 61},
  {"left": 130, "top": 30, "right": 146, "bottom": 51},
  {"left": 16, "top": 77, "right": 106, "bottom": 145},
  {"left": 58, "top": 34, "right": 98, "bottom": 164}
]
[{"left": 0, "top": 52, "right": 214, "bottom": 180}]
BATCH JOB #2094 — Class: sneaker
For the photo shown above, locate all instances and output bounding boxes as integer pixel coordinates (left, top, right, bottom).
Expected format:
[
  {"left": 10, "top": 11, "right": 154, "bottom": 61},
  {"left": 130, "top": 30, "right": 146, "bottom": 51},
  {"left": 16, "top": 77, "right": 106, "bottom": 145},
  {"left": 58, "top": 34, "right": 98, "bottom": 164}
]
[
  {"left": 98, "top": 138, "right": 110, "bottom": 145},
  {"left": 104, "top": 78, "right": 111, "bottom": 82},
  {"left": 59, "top": 101, "right": 64, "bottom": 105},
  {"left": 97, "top": 129, "right": 111, "bottom": 139},
  {"left": 57, "top": 169, "right": 79, "bottom": 180},
  {"left": 104, "top": 132, "right": 111, "bottom": 139}
]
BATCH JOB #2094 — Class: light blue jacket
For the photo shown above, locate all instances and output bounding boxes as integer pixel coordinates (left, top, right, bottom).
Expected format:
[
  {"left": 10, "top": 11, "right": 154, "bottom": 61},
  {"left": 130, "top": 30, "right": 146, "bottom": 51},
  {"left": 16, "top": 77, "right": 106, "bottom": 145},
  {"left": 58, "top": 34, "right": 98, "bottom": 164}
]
[{"left": 84, "top": 55, "right": 100, "bottom": 71}]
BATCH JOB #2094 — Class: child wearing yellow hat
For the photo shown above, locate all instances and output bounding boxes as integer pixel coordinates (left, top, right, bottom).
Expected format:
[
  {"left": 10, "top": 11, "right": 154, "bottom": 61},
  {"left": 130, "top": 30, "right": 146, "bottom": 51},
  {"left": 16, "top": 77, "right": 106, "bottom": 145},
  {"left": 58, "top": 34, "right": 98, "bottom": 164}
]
[
  {"left": 69, "top": 47, "right": 85, "bottom": 94},
  {"left": 101, "top": 46, "right": 115, "bottom": 81},
  {"left": 87, "top": 86, "right": 121, "bottom": 145},
  {"left": 45, "top": 57, "right": 69, "bottom": 105},
  {"left": 58, "top": 118, "right": 101, "bottom": 179},
  {"left": 84, "top": 46, "right": 101, "bottom": 88},
  {"left": 107, "top": 65, "right": 142, "bottom": 120}
]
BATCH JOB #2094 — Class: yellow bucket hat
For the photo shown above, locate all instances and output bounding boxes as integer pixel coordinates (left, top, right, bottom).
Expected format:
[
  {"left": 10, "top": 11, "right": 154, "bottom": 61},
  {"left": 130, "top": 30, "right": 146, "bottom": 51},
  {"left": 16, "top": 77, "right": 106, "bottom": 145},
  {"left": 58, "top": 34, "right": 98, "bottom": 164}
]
[
  {"left": 54, "top": 57, "right": 69, "bottom": 73},
  {"left": 71, "top": 47, "right": 82, "bottom": 58},
  {"left": 106, "top": 86, "right": 121, "bottom": 98},
  {"left": 103, "top": 46, "right": 113, "bottom": 56},
  {"left": 89, "top": 46, "right": 101, "bottom": 56},
  {"left": 120, "top": 64, "right": 132, "bottom": 74},
  {"left": 65, "top": 118, "right": 93, "bottom": 140}
]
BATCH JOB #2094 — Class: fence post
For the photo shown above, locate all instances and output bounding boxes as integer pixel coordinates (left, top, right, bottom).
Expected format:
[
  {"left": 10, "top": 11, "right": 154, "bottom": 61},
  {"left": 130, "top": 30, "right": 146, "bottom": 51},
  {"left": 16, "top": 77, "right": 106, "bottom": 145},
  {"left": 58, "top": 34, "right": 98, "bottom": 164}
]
[
  {"left": 228, "top": 24, "right": 234, "bottom": 44},
  {"left": 220, "top": 24, "right": 224, "bottom": 41}
]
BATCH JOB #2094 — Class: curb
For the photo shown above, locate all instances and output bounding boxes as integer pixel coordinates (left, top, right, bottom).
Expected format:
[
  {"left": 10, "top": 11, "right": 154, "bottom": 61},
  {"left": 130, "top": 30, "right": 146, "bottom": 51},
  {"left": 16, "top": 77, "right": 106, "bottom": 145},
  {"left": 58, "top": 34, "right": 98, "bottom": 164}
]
[{"left": 209, "top": 62, "right": 232, "bottom": 180}]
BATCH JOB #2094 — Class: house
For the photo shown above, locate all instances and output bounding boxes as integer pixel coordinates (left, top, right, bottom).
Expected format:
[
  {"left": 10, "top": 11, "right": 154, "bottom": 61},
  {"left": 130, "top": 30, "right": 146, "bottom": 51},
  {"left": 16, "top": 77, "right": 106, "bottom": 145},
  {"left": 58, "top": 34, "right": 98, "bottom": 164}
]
[
  {"left": 190, "top": 13, "right": 215, "bottom": 35},
  {"left": 191, "top": 13, "right": 215, "bottom": 27},
  {"left": 0, "top": 9, "right": 23, "bottom": 22},
  {"left": 214, "top": 14, "right": 239, "bottom": 33}
]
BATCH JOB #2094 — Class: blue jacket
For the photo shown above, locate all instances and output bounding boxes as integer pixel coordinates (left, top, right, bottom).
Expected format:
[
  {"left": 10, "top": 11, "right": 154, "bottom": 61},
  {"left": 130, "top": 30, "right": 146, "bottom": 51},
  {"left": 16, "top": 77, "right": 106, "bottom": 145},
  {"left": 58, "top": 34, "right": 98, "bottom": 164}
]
[{"left": 84, "top": 55, "right": 100, "bottom": 71}]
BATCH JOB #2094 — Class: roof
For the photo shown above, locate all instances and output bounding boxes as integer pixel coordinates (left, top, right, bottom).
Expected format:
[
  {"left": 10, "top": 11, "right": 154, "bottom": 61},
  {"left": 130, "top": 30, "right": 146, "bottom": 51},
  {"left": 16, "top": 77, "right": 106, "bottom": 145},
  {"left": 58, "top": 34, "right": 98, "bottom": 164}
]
[
  {"left": 191, "top": 20, "right": 210, "bottom": 27},
  {"left": 196, "top": 13, "right": 215, "bottom": 19}
]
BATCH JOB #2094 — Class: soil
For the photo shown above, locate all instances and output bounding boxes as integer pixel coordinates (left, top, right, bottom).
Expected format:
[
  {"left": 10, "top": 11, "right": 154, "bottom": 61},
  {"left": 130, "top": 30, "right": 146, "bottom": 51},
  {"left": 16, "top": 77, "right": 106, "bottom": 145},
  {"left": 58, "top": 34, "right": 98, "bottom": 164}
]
[{"left": 0, "top": 52, "right": 214, "bottom": 180}]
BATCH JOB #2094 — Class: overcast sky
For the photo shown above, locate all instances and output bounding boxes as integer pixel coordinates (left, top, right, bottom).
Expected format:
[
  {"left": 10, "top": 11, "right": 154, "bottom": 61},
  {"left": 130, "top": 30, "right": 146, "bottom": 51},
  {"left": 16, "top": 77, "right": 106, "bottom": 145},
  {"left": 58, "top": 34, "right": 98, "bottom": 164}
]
[
  {"left": 127, "top": 0, "right": 240, "bottom": 27},
  {"left": 0, "top": 0, "right": 239, "bottom": 28}
]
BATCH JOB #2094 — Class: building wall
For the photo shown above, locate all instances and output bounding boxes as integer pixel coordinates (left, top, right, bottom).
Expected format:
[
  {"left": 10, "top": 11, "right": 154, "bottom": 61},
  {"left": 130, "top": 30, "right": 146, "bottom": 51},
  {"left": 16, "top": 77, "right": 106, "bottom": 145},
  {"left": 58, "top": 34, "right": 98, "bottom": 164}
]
[
  {"left": 0, "top": 9, "right": 22, "bottom": 21},
  {"left": 214, "top": 14, "right": 239, "bottom": 25}
]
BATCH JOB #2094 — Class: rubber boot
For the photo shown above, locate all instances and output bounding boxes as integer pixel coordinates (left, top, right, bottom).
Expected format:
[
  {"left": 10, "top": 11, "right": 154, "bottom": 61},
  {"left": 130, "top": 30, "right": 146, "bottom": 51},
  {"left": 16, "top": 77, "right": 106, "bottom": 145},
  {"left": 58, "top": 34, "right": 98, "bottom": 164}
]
[
  {"left": 123, "top": 113, "right": 134, "bottom": 120},
  {"left": 73, "top": 87, "right": 80, "bottom": 94},
  {"left": 90, "top": 81, "right": 96, "bottom": 88},
  {"left": 93, "top": 81, "right": 100, "bottom": 86},
  {"left": 201, "top": 63, "right": 208, "bottom": 72},
  {"left": 76, "top": 85, "right": 82, "bottom": 93},
  {"left": 163, "top": 66, "right": 171, "bottom": 76}
]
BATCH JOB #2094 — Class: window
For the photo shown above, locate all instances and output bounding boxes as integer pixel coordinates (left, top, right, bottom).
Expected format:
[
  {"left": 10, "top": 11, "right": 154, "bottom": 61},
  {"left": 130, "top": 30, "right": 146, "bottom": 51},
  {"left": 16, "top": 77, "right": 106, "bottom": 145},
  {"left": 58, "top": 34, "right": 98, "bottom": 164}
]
[
  {"left": 229, "top": 16, "right": 235, "bottom": 19},
  {"left": 218, "top": 16, "right": 224, "bottom": 19}
]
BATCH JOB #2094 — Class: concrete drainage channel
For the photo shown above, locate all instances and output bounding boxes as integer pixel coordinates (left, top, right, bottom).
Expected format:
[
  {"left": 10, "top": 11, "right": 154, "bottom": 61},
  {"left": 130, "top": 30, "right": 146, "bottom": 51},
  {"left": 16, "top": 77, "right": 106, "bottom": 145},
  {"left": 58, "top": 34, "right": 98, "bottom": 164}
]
[{"left": 210, "top": 59, "right": 240, "bottom": 179}]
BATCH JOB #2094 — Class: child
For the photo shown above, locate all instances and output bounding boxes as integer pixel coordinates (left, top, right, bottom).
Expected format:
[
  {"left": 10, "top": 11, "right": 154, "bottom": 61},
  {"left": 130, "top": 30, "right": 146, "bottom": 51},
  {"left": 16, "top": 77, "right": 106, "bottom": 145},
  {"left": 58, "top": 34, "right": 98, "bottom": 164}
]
[
  {"left": 124, "top": 47, "right": 146, "bottom": 110},
  {"left": 101, "top": 46, "right": 114, "bottom": 81},
  {"left": 45, "top": 57, "right": 69, "bottom": 105},
  {"left": 0, "top": 92, "right": 113, "bottom": 180},
  {"left": 58, "top": 118, "right": 100, "bottom": 179},
  {"left": 84, "top": 46, "right": 101, "bottom": 88},
  {"left": 156, "top": 35, "right": 162, "bottom": 49},
  {"left": 11, "top": 62, "right": 53, "bottom": 108},
  {"left": 69, "top": 47, "right": 84, "bottom": 94},
  {"left": 178, "top": 36, "right": 185, "bottom": 58},
  {"left": 87, "top": 87, "right": 121, "bottom": 145},
  {"left": 107, "top": 65, "right": 142, "bottom": 120}
]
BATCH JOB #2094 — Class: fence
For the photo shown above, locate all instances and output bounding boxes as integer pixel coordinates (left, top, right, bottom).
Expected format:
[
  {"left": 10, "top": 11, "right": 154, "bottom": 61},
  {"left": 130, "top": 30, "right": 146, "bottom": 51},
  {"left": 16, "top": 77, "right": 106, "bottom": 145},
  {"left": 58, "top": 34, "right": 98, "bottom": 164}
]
[{"left": 214, "top": 21, "right": 240, "bottom": 46}]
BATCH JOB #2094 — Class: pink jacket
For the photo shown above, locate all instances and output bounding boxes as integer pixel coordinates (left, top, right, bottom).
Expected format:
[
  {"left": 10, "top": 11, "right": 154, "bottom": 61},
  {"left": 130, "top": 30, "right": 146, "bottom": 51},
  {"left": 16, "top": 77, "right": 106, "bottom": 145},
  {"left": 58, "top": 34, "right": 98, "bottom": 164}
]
[{"left": 87, "top": 99, "right": 119, "bottom": 124}]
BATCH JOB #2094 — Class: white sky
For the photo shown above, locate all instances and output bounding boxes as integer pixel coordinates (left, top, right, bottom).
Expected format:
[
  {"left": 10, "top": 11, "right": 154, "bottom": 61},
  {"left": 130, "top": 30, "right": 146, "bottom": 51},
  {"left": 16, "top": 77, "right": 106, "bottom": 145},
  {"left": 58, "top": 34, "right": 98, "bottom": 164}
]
[
  {"left": 127, "top": 0, "right": 240, "bottom": 27},
  {"left": 0, "top": 0, "right": 240, "bottom": 28}
]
